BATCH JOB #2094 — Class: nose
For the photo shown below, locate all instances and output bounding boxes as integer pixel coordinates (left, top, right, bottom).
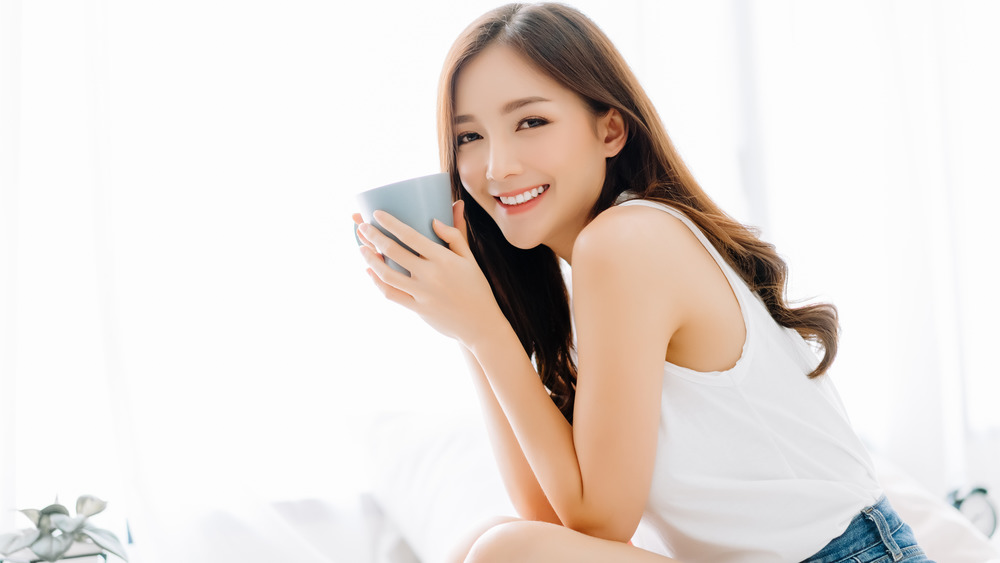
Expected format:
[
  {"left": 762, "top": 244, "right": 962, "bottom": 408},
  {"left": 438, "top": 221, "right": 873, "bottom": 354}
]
[{"left": 485, "top": 137, "right": 522, "bottom": 182}]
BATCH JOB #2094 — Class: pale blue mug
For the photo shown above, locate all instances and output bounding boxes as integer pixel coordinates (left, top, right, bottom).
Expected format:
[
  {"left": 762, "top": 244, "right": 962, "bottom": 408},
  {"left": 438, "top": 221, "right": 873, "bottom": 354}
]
[{"left": 355, "top": 172, "right": 454, "bottom": 276}]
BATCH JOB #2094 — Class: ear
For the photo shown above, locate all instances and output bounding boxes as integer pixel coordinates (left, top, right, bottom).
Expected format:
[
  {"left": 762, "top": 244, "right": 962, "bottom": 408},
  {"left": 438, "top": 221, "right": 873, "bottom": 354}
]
[{"left": 598, "top": 108, "right": 628, "bottom": 158}]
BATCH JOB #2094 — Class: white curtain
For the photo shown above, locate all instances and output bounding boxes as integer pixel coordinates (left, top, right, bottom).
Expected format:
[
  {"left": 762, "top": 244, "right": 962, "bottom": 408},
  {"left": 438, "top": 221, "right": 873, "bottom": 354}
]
[
  {"left": 1, "top": 1, "right": 997, "bottom": 561},
  {"left": 744, "top": 0, "right": 1000, "bottom": 494}
]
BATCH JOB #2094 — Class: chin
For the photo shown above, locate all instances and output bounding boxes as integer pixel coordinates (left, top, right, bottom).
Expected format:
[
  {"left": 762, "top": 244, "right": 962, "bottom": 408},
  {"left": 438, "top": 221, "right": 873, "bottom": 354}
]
[
  {"left": 499, "top": 228, "right": 543, "bottom": 251},
  {"left": 504, "top": 236, "right": 540, "bottom": 251}
]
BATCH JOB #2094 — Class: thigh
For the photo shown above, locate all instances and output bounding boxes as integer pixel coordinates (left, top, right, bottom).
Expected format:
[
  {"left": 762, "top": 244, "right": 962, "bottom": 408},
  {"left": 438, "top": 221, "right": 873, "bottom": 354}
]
[{"left": 464, "top": 520, "right": 677, "bottom": 563}]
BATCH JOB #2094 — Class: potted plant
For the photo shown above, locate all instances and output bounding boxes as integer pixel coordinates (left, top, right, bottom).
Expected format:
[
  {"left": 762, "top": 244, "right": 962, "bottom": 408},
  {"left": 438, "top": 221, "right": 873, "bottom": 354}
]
[{"left": 0, "top": 495, "right": 127, "bottom": 562}]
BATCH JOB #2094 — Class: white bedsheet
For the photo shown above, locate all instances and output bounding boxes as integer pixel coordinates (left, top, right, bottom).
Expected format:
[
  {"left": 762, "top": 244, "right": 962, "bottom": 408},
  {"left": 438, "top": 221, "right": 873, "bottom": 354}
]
[
  {"left": 356, "top": 411, "right": 1000, "bottom": 563},
  {"left": 137, "top": 411, "right": 996, "bottom": 563}
]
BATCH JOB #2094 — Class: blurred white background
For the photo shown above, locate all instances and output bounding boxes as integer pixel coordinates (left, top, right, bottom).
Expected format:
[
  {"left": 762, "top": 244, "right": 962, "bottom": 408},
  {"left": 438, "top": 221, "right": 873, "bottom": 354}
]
[{"left": 1, "top": 0, "right": 998, "bottom": 561}]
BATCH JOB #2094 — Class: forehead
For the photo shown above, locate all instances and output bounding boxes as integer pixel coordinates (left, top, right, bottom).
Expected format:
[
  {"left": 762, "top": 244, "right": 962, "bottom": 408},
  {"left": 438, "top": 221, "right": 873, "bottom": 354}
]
[{"left": 454, "top": 43, "right": 572, "bottom": 116}]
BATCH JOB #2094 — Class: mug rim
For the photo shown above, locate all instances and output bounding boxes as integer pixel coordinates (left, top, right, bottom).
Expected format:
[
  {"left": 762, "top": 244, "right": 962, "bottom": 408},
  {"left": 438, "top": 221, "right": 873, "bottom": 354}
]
[{"left": 358, "top": 172, "right": 450, "bottom": 197}]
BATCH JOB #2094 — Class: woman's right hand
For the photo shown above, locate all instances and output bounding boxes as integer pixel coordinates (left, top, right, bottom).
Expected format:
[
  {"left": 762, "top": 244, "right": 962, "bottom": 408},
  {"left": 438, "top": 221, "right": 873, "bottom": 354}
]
[{"left": 354, "top": 200, "right": 504, "bottom": 351}]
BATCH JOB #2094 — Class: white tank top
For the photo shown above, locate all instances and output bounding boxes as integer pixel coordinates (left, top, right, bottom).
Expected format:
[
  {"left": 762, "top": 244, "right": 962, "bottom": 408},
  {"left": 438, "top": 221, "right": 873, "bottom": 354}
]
[{"left": 617, "top": 199, "right": 883, "bottom": 562}]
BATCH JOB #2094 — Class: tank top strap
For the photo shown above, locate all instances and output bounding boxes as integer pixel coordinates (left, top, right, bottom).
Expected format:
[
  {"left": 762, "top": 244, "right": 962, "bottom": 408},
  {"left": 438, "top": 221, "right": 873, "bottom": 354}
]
[
  {"left": 616, "top": 198, "right": 758, "bottom": 382},
  {"left": 615, "top": 199, "right": 755, "bottom": 304}
]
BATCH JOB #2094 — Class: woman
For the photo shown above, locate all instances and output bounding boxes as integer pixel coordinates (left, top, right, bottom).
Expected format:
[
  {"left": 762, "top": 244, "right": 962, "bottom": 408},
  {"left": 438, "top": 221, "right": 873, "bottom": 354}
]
[{"left": 354, "top": 3, "right": 932, "bottom": 561}]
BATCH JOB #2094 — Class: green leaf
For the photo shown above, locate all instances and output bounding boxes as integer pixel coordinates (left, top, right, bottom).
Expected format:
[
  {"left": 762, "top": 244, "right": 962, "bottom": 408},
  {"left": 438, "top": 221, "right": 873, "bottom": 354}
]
[
  {"left": 50, "top": 514, "right": 88, "bottom": 534},
  {"left": 76, "top": 495, "right": 107, "bottom": 517},
  {"left": 80, "top": 524, "right": 128, "bottom": 562},
  {"left": 29, "top": 532, "right": 75, "bottom": 562},
  {"left": 0, "top": 529, "right": 40, "bottom": 555},
  {"left": 19, "top": 509, "right": 41, "bottom": 527}
]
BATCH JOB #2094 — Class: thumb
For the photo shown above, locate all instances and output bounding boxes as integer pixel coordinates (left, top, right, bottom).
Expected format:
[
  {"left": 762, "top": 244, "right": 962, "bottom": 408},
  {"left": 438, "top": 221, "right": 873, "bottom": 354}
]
[
  {"left": 452, "top": 199, "right": 468, "bottom": 243},
  {"left": 433, "top": 204, "right": 470, "bottom": 256}
]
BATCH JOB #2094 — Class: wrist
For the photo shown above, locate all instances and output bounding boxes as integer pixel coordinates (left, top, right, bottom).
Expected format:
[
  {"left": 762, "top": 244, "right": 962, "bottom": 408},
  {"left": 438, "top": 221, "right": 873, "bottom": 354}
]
[{"left": 462, "top": 306, "right": 513, "bottom": 356}]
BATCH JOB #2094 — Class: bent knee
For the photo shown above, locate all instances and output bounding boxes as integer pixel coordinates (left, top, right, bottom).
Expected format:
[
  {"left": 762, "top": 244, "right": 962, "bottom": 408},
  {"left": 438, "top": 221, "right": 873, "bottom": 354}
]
[
  {"left": 465, "top": 520, "right": 553, "bottom": 563},
  {"left": 445, "top": 516, "right": 522, "bottom": 563}
]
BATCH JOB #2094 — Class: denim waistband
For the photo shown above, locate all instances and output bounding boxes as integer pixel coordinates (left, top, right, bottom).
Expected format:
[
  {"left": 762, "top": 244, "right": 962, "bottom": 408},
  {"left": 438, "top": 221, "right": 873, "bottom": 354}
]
[{"left": 802, "top": 495, "right": 926, "bottom": 562}]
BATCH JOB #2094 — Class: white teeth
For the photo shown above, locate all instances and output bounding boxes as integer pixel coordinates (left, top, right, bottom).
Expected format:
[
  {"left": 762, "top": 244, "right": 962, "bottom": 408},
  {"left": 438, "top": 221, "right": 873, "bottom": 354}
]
[{"left": 499, "top": 185, "right": 547, "bottom": 206}]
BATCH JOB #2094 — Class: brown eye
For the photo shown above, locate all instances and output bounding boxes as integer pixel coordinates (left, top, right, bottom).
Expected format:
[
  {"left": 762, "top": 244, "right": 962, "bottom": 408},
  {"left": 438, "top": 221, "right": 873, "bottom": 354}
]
[
  {"left": 516, "top": 117, "right": 548, "bottom": 130},
  {"left": 457, "top": 131, "right": 482, "bottom": 146}
]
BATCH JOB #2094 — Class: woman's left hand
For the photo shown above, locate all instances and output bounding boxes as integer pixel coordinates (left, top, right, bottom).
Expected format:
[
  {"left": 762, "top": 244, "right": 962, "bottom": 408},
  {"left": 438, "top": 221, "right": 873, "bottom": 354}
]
[{"left": 355, "top": 200, "right": 503, "bottom": 348}]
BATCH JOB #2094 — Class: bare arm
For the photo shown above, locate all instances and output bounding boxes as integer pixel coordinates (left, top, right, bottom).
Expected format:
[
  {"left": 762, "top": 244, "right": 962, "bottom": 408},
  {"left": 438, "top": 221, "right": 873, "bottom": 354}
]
[
  {"left": 459, "top": 345, "right": 562, "bottom": 524},
  {"left": 457, "top": 207, "right": 684, "bottom": 542},
  {"left": 358, "top": 204, "right": 687, "bottom": 542},
  {"left": 356, "top": 205, "right": 558, "bottom": 524}
]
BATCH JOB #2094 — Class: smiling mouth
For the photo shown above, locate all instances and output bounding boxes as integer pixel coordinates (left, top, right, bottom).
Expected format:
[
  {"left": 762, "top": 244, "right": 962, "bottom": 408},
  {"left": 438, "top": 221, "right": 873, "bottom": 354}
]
[{"left": 495, "top": 185, "right": 548, "bottom": 206}]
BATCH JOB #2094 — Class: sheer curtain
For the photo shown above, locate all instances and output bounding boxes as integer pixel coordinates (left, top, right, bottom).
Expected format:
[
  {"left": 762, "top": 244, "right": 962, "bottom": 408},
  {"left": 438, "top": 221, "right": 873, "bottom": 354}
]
[
  {"left": 1, "top": 0, "right": 997, "bottom": 561},
  {"left": 742, "top": 0, "right": 1000, "bottom": 494}
]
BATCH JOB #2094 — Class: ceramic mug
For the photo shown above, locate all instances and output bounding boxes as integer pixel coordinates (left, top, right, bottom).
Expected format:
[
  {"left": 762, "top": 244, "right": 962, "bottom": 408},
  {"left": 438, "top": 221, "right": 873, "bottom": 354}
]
[{"left": 355, "top": 172, "right": 453, "bottom": 275}]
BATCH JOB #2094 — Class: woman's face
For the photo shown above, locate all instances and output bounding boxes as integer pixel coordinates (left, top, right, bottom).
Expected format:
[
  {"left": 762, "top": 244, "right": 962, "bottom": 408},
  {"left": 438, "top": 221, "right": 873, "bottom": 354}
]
[{"left": 453, "top": 43, "right": 622, "bottom": 261}]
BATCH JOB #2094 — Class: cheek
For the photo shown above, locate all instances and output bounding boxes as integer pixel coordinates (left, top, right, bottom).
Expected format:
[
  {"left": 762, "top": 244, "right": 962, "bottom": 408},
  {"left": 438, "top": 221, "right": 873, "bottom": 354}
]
[
  {"left": 457, "top": 150, "right": 488, "bottom": 196},
  {"left": 554, "top": 129, "right": 607, "bottom": 182},
  {"left": 456, "top": 152, "right": 475, "bottom": 182}
]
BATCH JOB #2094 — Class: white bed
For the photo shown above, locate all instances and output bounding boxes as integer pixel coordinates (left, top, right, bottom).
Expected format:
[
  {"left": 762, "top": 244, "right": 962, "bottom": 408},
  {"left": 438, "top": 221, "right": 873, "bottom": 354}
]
[{"left": 273, "top": 411, "right": 999, "bottom": 563}]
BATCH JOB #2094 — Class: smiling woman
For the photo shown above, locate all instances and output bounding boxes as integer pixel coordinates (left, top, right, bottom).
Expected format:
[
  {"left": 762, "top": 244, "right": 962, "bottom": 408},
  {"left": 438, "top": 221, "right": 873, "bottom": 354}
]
[
  {"left": 452, "top": 44, "right": 624, "bottom": 257},
  {"left": 2, "top": 1, "right": 999, "bottom": 562},
  {"left": 353, "top": 3, "right": 939, "bottom": 561}
]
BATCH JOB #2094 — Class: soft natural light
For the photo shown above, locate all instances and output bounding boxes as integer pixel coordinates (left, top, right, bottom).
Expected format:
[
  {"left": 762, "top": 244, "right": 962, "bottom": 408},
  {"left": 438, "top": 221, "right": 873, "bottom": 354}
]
[{"left": 2, "top": 1, "right": 998, "bottom": 561}]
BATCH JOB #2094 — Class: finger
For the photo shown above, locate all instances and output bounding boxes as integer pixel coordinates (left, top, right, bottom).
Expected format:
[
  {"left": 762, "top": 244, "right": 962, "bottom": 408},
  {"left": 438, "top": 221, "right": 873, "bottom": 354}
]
[
  {"left": 433, "top": 216, "right": 472, "bottom": 258},
  {"left": 354, "top": 221, "right": 379, "bottom": 254},
  {"left": 365, "top": 268, "right": 416, "bottom": 308},
  {"left": 358, "top": 220, "right": 423, "bottom": 273},
  {"left": 353, "top": 213, "right": 365, "bottom": 247},
  {"left": 452, "top": 199, "right": 469, "bottom": 244},
  {"left": 372, "top": 210, "right": 445, "bottom": 260},
  {"left": 360, "top": 244, "right": 414, "bottom": 291},
  {"left": 355, "top": 222, "right": 378, "bottom": 252},
  {"left": 353, "top": 213, "right": 379, "bottom": 252}
]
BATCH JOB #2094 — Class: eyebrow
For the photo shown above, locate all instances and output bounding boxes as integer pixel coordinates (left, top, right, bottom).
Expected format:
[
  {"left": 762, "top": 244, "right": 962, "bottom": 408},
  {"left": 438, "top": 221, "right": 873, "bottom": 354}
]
[{"left": 454, "top": 96, "right": 551, "bottom": 125}]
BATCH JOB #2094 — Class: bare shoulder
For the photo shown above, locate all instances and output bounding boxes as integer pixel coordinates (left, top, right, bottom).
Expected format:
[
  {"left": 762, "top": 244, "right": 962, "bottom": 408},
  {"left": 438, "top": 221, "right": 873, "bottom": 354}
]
[
  {"left": 571, "top": 201, "right": 729, "bottom": 319},
  {"left": 571, "top": 202, "right": 700, "bottom": 271}
]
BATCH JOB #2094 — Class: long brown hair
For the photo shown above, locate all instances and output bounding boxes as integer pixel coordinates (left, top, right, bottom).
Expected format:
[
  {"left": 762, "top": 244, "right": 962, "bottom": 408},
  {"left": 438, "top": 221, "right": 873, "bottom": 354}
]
[{"left": 437, "top": 3, "right": 838, "bottom": 423}]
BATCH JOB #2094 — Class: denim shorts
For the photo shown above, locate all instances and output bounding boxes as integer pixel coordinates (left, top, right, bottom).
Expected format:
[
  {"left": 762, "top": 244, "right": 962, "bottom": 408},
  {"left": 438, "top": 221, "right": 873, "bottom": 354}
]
[{"left": 801, "top": 495, "right": 934, "bottom": 562}]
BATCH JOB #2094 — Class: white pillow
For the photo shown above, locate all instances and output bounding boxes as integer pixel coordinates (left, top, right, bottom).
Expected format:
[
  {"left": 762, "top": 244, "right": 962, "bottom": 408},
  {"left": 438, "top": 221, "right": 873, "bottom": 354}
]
[
  {"left": 367, "top": 411, "right": 1000, "bottom": 562},
  {"left": 366, "top": 411, "right": 516, "bottom": 563},
  {"left": 871, "top": 452, "right": 1000, "bottom": 562}
]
